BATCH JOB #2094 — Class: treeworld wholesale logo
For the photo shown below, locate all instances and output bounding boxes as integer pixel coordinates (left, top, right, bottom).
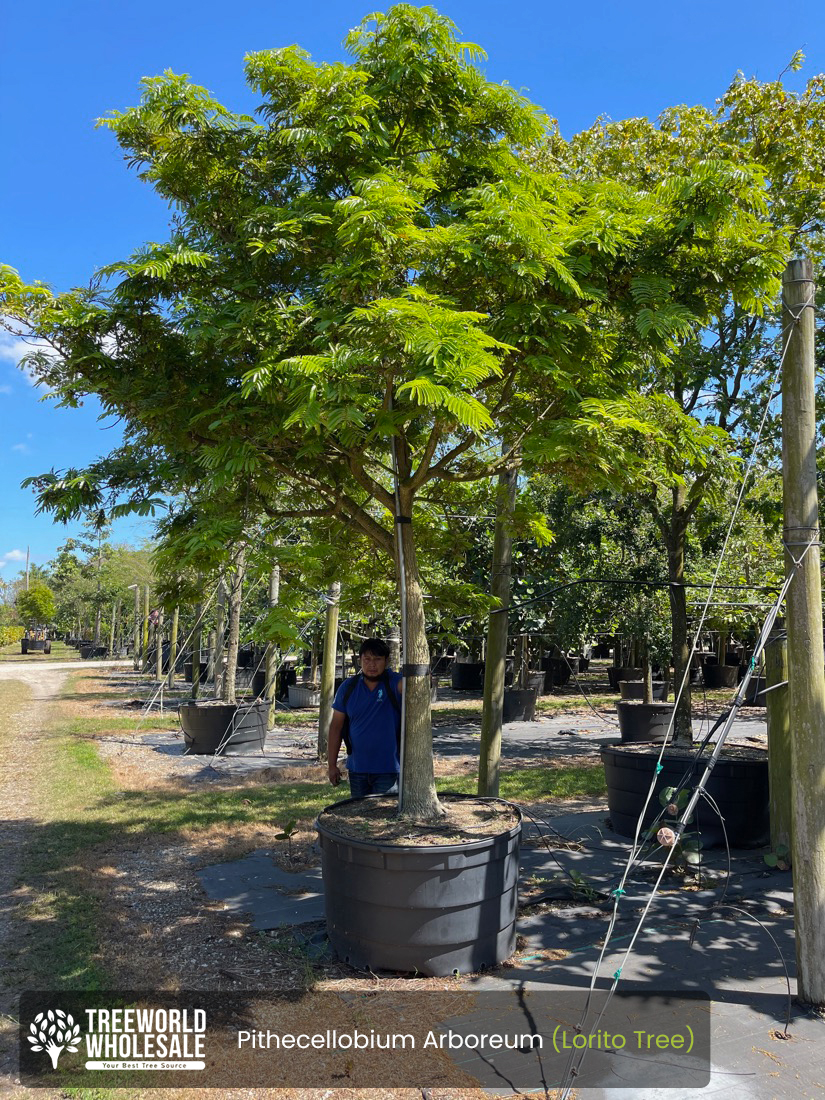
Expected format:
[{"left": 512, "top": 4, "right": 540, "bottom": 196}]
[
  {"left": 27, "top": 1009, "right": 81, "bottom": 1069},
  {"left": 22, "top": 999, "right": 207, "bottom": 1075}
]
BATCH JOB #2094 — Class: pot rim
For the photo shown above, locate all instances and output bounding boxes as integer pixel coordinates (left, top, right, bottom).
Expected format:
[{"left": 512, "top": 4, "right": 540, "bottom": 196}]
[{"left": 316, "top": 791, "right": 522, "bottom": 853}]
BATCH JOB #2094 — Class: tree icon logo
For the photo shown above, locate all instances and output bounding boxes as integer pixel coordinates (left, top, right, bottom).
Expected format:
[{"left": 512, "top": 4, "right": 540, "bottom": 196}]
[{"left": 27, "top": 1009, "right": 82, "bottom": 1068}]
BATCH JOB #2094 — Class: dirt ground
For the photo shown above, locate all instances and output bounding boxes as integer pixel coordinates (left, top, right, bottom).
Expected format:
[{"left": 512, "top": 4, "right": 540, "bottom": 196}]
[{"left": 0, "top": 662, "right": 576, "bottom": 1100}]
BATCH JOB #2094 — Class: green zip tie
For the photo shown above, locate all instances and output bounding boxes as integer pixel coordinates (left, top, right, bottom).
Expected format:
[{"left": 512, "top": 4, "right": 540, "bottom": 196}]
[
  {"left": 655, "top": 763, "right": 663, "bottom": 774},
  {"left": 610, "top": 887, "right": 626, "bottom": 899},
  {"left": 613, "top": 968, "right": 623, "bottom": 980}
]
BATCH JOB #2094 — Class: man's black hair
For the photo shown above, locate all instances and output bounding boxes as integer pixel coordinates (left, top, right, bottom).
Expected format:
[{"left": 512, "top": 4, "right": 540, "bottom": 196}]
[{"left": 359, "top": 637, "right": 390, "bottom": 658}]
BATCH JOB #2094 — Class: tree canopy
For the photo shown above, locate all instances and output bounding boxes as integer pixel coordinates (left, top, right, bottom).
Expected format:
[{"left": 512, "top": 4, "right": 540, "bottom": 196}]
[{"left": 0, "top": 5, "right": 793, "bottom": 817}]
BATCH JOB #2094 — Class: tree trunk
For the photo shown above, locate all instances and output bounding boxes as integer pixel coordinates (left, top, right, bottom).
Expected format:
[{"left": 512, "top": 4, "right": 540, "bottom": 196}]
[
  {"left": 388, "top": 625, "right": 401, "bottom": 671},
  {"left": 214, "top": 579, "right": 226, "bottom": 699},
  {"left": 318, "top": 581, "right": 341, "bottom": 762},
  {"left": 642, "top": 646, "right": 653, "bottom": 705},
  {"left": 396, "top": 488, "right": 442, "bottom": 821},
  {"left": 167, "top": 606, "right": 179, "bottom": 689},
  {"left": 108, "top": 599, "right": 118, "bottom": 658},
  {"left": 93, "top": 603, "right": 102, "bottom": 647},
  {"left": 192, "top": 601, "right": 203, "bottom": 699},
  {"left": 265, "top": 562, "right": 280, "bottom": 727},
  {"left": 666, "top": 490, "right": 692, "bottom": 744},
  {"left": 479, "top": 457, "right": 518, "bottom": 797},
  {"left": 223, "top": 546, "right": 246, "bottom": 705}
]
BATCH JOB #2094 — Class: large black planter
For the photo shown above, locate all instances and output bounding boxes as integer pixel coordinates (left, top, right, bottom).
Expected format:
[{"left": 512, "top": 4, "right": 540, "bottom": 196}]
[
  {"left": 607, "top": 666, "right": 643, "bottom": 690},
  {"left": 184, "top": 660, "right": 209, "bottom": 684},
  {"left": 619, "top": 680, "right": 668, "bottom": 702},
  {"left": 316, "top": 794, "right": 521, "bottom": 976},
  {"left": 502, "top": 687, "right": 537, "bottom": 723},
  {"left": 179, "top": 700, "right": 270, "bottom": 755},
  {"left": 451, "top": 662, "right": 484, "bottom": 691},
  {"left": 80, "top": 644, "right": 107, "bottom": 659},
  {"left": 743, "top": 676, "right": 767, "bottom": 705},
  {"left": 703, "top": 664, "right": 739, "bottom": 689},
  {"left": 601, "top": 743, "right": 769, "bottom": 847},
  {"left": 615, "top": 700, "right": 675, "bottom": 743}
]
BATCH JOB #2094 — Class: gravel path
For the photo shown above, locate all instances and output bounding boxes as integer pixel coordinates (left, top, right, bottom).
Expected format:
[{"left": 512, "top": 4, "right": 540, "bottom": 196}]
[{"left": 0, "top": 659, "right": 128, "bottom": 1089}]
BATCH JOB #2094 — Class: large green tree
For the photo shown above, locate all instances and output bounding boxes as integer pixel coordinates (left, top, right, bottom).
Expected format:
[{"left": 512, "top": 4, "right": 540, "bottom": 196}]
[
  {"left": 1, "top": 6, "right": 788, "bottom": 817},
  {"left": 534, "top": 60, "right": 825, "bottom": 739}
]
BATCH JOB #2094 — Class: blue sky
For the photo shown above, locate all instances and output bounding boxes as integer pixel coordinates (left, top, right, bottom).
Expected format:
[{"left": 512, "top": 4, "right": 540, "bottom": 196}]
[{"left": 1, "top": 0, "right": 823, "bottom": 577}]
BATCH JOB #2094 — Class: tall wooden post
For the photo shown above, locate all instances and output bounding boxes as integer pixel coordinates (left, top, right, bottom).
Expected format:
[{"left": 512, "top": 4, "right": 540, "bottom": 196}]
[
  {"left": 765, "top": 622, "right": 792, "bottom": 851},
  {"left": 131, "top": 586, "right": 140, "bottom": 671},
  {"left": 192, "top": 602, "right": 203, "bottom": 699},
  {"left": 141, "top": 586, "right": 150, "bottom": 672},
  {"left": 213, "top": 579, "right": 226, "bottom": 699},
  {"left": 155, "top": 609, "right": 164, "bottom": 682},
  {"left": 265, "top": 562, "right": 280, "bottom": 727},
  {"left": 782, "top": 257, "right": 825, "bottom": 1006},
  {"left": 318, "top": 581, "right": 341, "bottom": 762},
  {"left": 167, "top": 606, "right": 179, "bottom": 689}
]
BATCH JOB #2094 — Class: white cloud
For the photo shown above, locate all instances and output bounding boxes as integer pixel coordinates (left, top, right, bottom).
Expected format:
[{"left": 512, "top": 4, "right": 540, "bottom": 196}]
[
  {"left": 0, "top": 549, "right": 27, "bottom": 571},
  {"left": 0, "top": 326, "right": 54, "bottom": 385},
  {"left": 0, "top": 384, "right": 11, "bottom": 394},
  {"left": 11, "top": 442, "right": 30, "bottom": 453}
]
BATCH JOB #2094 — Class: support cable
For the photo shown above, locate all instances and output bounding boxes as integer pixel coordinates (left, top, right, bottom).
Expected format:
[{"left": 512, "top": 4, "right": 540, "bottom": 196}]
[{"left": 558, "top": 292, "right": 813, "bottom": 1098}]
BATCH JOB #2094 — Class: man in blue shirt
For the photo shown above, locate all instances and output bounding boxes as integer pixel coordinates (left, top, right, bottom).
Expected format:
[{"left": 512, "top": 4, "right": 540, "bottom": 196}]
[{"left": 327, "top": 638, "right": 403, "bottom": 798}]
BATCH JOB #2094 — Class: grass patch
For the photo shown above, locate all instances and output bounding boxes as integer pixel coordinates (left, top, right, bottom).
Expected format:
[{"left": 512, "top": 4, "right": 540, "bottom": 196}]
[{"left": 437, "top": 763, "right": 607, "bottom": 801}]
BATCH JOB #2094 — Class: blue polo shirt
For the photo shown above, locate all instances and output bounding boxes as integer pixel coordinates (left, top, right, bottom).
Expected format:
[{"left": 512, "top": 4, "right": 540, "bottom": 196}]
[{"left": 332, "top": 671, "right": 402, "bottom": 773}]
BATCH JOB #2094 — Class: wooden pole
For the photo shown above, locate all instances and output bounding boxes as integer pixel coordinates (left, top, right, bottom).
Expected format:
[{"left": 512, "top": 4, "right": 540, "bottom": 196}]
[
  {"left": 318, "top": 581, "right": 341, "bottom": 762},
  {"left": 765, "top": 620, "right": 791, "bottom": 852},
  {"left": 192, "top": 601, "right": 203, "bottom": 699},
  {"left": 214, "top": 578, "right": 226, "bottom": 699},
  {"left": 155, "top": 609, "right": 164, "bottom": 682},
  {"left": 265, "top": 562, "right": 280, "bottom": 727},
  {"left": 141, "top": 586, "right": 150, "bottom": 672},
  {"left": 782, "top": 257, "right": 825, "bottom": 1006},
  {"left": 167, "top": 606, "right": 179, "bottom": 689},
  {"left": 131, "top": 586, "right": 140, "bottom": 671}
]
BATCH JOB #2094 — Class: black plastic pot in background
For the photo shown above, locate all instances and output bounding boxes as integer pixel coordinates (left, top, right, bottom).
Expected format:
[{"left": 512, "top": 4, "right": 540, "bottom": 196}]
[
  {"left": 179, "top": 700, "right": 270, "bottom": 755},
  {"left": 703, "top": 664, "right": 739, "bottom": 689},
  {"left": 607, "top": 667, "right": 643, "bottom": 691},
  {"left": 184, "top": 660, "right": 209, "bottom": 684},
  {"left": 316, "top": 793, "right": 522, "bottom": 976},
  {"left": 601, "top": 744, "right": 769, "bottom": 847},
  {"left": 615, "top": 700, "right": 675, "bottom": 743},
  {"left": 619, "top": 680, "right": 668, "bottom": 702},
  {"left": 502, "top": 687, "right": 537, "bottom": 723},
  {"left": 451, "top": 662, "right": 484, "bottom": 691}
]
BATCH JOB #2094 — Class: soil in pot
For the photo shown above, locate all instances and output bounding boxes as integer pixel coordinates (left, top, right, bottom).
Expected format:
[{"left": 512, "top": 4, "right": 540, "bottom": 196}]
[
  {"left": 316, "top": 793, "right": 521, "bottom": 976},
  {"left": 601, "top": 742, "right": 769, "bottom": 847},
  {"left": 502, "top": 687, "right": 537, "bottom": 723},
  {"left": 615, "top": 700, "right": 675, "bottom": 743},
  {"left": 619, "top": 680, "right": 668, "bottom": 702},
  {"left": 179, "top": 699, "right": 270, "bottom": 755}
]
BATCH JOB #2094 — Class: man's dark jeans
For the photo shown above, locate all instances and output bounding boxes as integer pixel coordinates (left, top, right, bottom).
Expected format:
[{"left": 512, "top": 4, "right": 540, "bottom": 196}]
[{"left": 348, "top": 772, "right": 399, "bottom": 798}]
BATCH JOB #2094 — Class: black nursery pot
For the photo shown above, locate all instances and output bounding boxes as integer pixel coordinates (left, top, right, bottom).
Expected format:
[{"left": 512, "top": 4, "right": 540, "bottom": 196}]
[
  {"left": 316, "top": 794, "right": 522, "bottom": 976},
  {"left": 703, "top": 664, "right": 739, "bottom": 689},
  {"left": 601, "top": 744, "right": 769, "bottom": 847},
  {"left": 179, "top": 700, "right": 270, "bottom": 755},
  {"left": 451, "top": 662, "right": 484, "bottom": 691},
  {"left": 502, "top": 687, "right": 537, "bottom": 723},
  {"left": 615, "top": 700, "right": 675, "bottom": 742}
]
